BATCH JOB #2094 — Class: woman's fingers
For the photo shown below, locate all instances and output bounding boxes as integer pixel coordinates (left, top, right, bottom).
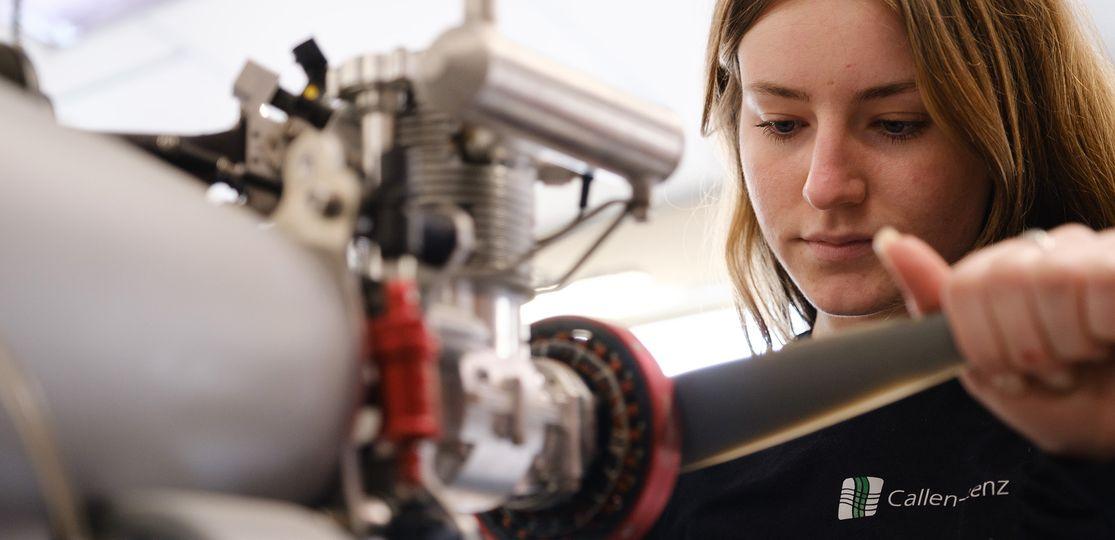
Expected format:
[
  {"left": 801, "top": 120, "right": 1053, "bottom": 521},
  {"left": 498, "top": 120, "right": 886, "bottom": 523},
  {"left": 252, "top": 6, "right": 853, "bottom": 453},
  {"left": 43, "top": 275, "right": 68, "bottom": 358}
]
[
  {"left": 982, "top": 245, "right": 1066, "bottom": 386},
  {"left": 1084, "top": 229, "right": 1115, "bottom": 344},
  {"left": 942, "top": 246, "right": 1015, "bottom": 383},
  {"left": 872, "top": 227, "right": 950, "bottom": 316},
  {"left": 949, "top": 225, "right": 1113, "bottom": 392},
  {"left": 1031, "top": 225, "right": 1106, "bottom": 363},
  {"left": 883, "top": 224, "right": 1114, "bottom": 393}
]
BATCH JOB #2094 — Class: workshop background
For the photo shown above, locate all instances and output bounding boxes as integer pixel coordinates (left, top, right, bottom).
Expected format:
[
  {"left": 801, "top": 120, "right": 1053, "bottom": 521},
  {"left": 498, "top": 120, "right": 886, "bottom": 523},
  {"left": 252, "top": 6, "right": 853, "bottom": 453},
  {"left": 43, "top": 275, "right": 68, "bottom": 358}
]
[{"left": 2, "top": 0, "right": 1111, "bottom": 375}]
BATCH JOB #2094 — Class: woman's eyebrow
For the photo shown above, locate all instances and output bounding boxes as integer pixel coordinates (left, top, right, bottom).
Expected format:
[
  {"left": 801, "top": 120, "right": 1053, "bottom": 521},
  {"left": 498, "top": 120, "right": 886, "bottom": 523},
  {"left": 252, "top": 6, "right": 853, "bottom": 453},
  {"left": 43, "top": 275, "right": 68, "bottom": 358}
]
[
  {"left": 744, "top": 80, "right": 918, "bottom": 103},
  {"left": 855, "top": 80, "right": 918, "bottom": 102},
  {"left": 747, "top": 82, "right": 810, "bottom": 102}
]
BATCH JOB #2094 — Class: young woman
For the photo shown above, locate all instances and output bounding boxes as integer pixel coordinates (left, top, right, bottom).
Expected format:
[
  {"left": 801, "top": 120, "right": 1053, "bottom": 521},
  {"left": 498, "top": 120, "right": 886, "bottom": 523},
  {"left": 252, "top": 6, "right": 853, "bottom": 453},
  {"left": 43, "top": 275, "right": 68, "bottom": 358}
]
[{"left": 650, "top": 0, "right": 1115, "bottom": 536}]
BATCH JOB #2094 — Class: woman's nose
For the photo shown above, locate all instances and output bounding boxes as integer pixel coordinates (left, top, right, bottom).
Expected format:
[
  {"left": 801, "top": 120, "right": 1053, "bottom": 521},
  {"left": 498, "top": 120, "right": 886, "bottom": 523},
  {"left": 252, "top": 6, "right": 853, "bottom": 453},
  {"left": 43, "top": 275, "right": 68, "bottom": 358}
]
[{"left": 802, "top": 128, "right": 867, "bottom": 210}]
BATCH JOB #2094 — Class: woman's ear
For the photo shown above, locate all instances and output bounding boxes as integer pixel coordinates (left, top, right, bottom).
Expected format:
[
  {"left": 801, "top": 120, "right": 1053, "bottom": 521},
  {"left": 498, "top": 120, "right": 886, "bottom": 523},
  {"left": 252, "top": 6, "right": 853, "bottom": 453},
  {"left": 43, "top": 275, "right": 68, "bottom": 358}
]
[{"left": 873, "top": 227, "right": 952, "bottom": 317}]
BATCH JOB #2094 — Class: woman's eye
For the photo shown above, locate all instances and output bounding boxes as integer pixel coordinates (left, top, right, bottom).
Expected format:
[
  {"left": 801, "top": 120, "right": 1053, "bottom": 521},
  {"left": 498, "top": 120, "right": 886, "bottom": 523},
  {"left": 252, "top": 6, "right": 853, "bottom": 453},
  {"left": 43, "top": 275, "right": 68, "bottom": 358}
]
[
  {"left": 755, "top": 119, "right": 804, "bottom": 140},
  {"left": 874, "top": 119, "right": 928, "bottom": 141}
]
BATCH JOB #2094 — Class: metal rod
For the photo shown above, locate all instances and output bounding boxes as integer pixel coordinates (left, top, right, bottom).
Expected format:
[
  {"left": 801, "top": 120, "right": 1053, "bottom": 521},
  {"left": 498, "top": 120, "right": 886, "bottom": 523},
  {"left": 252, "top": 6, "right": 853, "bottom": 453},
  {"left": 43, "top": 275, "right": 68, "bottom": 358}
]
[
  {"left": 11, "top": 0, "right": 22, "bottom": 46},
  {"left": 465, "top": 0, "right": 494, "bottom": 24}
]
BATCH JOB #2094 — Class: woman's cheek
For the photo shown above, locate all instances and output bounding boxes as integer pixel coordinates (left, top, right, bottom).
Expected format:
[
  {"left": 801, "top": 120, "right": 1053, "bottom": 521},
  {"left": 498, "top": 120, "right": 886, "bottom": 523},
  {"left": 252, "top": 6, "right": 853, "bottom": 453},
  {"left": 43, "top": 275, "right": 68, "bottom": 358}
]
[
  {"left": 743, "top": 147, "right": 802, "bottom": 210},
  {"left": 743, "top": 164, "right": 792, "bottom": 244},
  {"left": 908, "top": 159, "right": 990, "bottom": 262}
]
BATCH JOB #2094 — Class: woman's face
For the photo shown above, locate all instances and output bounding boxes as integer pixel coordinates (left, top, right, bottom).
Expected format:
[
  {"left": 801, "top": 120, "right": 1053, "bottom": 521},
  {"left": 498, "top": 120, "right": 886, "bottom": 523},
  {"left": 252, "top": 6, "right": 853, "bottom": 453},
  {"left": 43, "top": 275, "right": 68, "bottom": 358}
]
[{"left": 736, "top": 0, "right": 991, "bottom": 323}]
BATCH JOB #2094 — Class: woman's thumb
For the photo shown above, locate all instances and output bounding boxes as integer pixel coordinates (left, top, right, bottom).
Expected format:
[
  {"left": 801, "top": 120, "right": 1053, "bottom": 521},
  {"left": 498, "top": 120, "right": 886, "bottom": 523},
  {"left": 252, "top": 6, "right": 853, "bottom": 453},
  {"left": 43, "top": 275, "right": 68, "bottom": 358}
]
[{"left": 872, "top": 227, "right": 952, "bottom": 317}]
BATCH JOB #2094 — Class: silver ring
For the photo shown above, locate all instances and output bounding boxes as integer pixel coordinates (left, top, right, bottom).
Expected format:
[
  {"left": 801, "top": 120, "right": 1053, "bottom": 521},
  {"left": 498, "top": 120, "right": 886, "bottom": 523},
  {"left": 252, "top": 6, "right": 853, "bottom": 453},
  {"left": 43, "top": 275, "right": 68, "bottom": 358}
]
[{"left": 1021, "top": 228, "right": 1055, "bottom": 252}]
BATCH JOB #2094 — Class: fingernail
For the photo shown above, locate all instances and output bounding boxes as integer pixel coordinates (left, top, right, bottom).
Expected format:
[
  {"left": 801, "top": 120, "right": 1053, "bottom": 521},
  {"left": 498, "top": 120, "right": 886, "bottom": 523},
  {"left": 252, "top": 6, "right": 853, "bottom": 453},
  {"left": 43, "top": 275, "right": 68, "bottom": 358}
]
[
  {"left": 872, "top": 226, "right": 901, "bottom": 258},
  {"left": 991, "top": 373, "right": 1027, "bottom": 395},
  {"left": 1042, "top": 370, "right": 1075, "bottom": 391}
]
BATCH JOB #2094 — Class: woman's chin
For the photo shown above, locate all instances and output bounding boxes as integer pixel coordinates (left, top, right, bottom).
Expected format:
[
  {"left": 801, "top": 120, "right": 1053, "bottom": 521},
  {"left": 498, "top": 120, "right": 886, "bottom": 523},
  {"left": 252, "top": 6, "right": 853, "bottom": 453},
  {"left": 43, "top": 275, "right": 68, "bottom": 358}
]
[{"left": 802, "top": 280, "right": 901, "bottom": 317}]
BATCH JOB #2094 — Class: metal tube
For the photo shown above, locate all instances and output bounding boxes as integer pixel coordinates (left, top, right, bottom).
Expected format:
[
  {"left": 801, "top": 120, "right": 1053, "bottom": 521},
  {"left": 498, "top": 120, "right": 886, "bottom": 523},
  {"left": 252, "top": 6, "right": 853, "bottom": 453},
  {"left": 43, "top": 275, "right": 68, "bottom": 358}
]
[
  {"left": 464, "top": 0, "right": 495, "bottom": 25},
  {"left": 415, "top": 24, "right": 684, "bottom": 186}
]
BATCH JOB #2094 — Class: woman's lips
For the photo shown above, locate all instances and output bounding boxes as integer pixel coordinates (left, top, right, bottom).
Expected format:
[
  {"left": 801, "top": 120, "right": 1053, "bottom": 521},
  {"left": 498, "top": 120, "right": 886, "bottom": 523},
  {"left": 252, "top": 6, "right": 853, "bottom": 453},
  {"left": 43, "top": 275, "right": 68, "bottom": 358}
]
[{"left": 802, "top": 238, "right": 874, "bottom": 263}]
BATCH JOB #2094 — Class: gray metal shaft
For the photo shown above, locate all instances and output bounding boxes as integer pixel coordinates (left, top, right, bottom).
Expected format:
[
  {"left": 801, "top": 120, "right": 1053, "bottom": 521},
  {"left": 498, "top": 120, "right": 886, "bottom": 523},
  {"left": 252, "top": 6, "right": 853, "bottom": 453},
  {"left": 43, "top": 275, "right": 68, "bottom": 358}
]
[
  {"left": 675, "top": 314, "right": 963, "bottom": 471},
  {"left": 0, "top": 82, "right": 360, "bottom": 514},
  {"left": 416, "top": 24, "right": 684, "bottom": 184}
]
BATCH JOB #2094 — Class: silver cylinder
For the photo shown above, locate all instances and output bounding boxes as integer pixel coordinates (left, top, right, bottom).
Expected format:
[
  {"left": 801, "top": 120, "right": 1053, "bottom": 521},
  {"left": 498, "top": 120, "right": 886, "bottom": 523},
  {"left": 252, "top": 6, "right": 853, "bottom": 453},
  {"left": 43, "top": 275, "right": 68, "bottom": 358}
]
[
  {"left": 0, "top": 83, "right": 361, "bottom": 515},
  {"left": 415, "top": 24, "right": 685, "bottom": 185},
  {"left": 397, "top": 108, "right": 535, "bottom": 289}
]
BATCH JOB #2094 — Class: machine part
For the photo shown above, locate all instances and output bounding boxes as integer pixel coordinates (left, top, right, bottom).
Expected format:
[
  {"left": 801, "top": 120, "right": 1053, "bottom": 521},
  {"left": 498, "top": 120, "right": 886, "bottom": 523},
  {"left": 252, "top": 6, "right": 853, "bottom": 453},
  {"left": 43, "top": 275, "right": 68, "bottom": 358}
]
[
  {"left": 0, "top": 337, "right": 88, "bottom": 539},
  {"left": 292, "top": 39, "right": 329, "bottom": 100},
  {"left": 533, "top": 198, "right": 628, "bottom": 251},
  {"left": 332, "top": 49, "right": 413, "bottom": 98},
  {"left": 233, "top": 61, "right": 282, "bottom": 113},
  {"left": 272, "top": 130, "right": 362, "bottom": 252},
  {"left": 0, "top": 42, "right": 37, "bottom": 92},
  {"left": 577, "top": 168, "right": 595, "bottom": 214},
  {"left": 331, "top": 48, "right": 414, "bottom": 187},
  {"left": 0, "top": 82, "right": 361, "bottom": 509},
  {"left": 234, "top": 59, "right": 333, "bottom": 130},
  {"left": 396, "top": 108, "right": 535, "bottom": 290},
  {"left": 368, "top": 279, "right": 442, "bottom": 483},
  {"left": 11, "top": 0, "right": 23, "bottom": 46},
  {"left": 116, "top": 126, "right": 285, "bottom": 215},
  {"left": 465, "top": 0, "right": 494, "bottom": 24},
  {"left": 243, "top": 112, "right": 291, "bottom": 183},
  {"left": 412, "top": 204, "right": 475, "bottom": 270},
  {"left": 534, "top": 203, "right": 631, "bottom": 293},
  {"left": 536, "top": 162, "right": 580, "bottom": 186},
  {"left": 464, "top": 197, "right": 628, "bottom": 285},
  {"left": 675, "top": 313, "right": 963, "bottom": 471},
  {"left": 0, "top": 43, "right": 52, "bottom": 112},
  {"left": 424, "top": 345, "right": 552, "bottom": 514},
  {"left": 415, "top": 23, "right": 685, "bottom": 217},
  {"left": 99, "top": 490, "right": 351, "bottom": 540},
  {"left": 233, "top": 61, "right": 296, "bottom": 182},
  {"left": 479, "top": 317, "right": 679, "bottom": 540},
  {"left": 502, "top": 358, "right": 595, "bottom": 511},
  {"left": 340, "top": 407, "right": 394, "bottom": 534}
]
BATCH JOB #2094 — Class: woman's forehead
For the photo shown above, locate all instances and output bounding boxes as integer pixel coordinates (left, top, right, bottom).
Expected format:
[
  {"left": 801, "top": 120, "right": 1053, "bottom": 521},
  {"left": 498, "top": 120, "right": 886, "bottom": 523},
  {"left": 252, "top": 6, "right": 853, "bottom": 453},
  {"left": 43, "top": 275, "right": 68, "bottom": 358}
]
[{"left": 736, "top": 0, "right": 915, "bottom": 95}]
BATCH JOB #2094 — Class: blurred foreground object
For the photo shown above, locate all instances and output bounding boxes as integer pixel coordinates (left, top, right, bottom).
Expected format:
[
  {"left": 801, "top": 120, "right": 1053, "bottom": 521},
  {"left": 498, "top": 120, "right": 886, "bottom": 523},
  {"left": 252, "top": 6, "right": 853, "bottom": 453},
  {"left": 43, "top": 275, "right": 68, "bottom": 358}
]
[{"left": 0, "top": 0, "right": 685, "bottom": 536}]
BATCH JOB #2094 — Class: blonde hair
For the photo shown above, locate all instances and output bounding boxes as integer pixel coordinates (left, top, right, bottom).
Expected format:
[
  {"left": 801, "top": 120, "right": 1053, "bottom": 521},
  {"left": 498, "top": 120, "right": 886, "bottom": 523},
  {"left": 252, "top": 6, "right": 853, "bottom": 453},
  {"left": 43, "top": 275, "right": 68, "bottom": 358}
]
[{"left": 704, "top": 0, "right": 1115, "bottom": 352}]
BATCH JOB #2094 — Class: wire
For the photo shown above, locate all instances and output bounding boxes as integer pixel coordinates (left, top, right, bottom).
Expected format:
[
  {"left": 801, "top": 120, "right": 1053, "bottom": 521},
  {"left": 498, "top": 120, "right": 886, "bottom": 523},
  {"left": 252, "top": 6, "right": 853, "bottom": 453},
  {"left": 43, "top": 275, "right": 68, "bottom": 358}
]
[
  {"left": 533, "top": 203, "right": 631, "bottom": 294},
  {"left": 0, "top": 336, "right": 89, "bottom": 539},
  {"left": 534, "top": 198, "right": 628, "bottom": 250},
  {"left": 451, "top": 198, "right": 632, "bottom": 287}
]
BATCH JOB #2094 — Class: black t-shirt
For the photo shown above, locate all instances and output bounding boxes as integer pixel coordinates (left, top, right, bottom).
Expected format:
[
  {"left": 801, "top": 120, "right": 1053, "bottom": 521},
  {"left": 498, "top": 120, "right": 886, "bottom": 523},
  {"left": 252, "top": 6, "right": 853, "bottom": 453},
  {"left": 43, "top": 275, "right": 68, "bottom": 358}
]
[{"left": 649, "top": 338, "right": 1115, "bottom": 538}]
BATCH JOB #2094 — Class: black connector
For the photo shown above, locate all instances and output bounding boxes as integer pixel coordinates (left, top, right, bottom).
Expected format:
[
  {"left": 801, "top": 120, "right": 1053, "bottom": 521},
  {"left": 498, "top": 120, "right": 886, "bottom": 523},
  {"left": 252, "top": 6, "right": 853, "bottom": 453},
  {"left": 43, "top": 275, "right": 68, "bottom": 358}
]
[{"left": 293, "top": 38, "right": 328, "bottom": 92}]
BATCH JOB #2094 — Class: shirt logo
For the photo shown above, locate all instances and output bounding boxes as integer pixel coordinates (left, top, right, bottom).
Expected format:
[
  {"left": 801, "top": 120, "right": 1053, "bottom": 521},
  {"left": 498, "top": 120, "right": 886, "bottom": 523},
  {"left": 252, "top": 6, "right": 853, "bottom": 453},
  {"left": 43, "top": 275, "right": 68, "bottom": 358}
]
[{"left": 838, "top": 476, "right": 884, "bottom": 520}]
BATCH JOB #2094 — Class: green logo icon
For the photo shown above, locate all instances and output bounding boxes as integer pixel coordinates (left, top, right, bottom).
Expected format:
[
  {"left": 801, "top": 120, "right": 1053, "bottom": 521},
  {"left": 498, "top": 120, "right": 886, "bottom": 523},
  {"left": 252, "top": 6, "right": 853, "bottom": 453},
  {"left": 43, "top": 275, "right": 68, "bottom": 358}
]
[{"left": 839, "top": 476, "right": 884, "bottom": 520}]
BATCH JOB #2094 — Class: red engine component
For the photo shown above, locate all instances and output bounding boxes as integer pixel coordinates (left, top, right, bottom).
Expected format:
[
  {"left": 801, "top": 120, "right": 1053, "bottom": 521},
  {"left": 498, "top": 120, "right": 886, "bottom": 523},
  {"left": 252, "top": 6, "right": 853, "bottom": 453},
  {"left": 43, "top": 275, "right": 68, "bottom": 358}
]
[{"left": 368, "top": 279, "right": 441, "bottom": 483}]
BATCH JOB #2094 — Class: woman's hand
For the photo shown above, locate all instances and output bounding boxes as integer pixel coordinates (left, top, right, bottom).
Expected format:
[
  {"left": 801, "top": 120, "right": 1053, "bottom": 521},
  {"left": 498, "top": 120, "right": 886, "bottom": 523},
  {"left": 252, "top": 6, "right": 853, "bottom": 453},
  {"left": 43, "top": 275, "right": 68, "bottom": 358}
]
[{"left": 875, "top": 223, "right": 1115, "bottom": 460}]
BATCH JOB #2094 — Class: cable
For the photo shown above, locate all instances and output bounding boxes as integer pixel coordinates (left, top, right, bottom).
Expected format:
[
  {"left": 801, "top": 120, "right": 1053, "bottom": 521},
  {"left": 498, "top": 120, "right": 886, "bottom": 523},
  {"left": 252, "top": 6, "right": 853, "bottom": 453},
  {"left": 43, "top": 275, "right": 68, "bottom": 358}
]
[
  {"left": 452, "top": 198, "right": 632, "bottom": 287},
  {"left": 0, "top": 336, "right": 89, "bottom": 539},
  {"left": 534, "top": 198, "right": 627, "bottom": 250},
  {"left": 533, "top": 203, "right": 631, "bottom": 294}
]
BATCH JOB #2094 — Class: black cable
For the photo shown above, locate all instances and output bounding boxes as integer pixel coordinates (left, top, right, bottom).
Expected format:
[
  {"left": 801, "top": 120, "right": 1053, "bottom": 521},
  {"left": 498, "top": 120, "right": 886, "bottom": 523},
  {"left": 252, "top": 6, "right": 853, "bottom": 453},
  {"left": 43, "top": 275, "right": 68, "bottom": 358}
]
[{"left": 577, "top": 168, "right": 595, "bottom": 217}]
